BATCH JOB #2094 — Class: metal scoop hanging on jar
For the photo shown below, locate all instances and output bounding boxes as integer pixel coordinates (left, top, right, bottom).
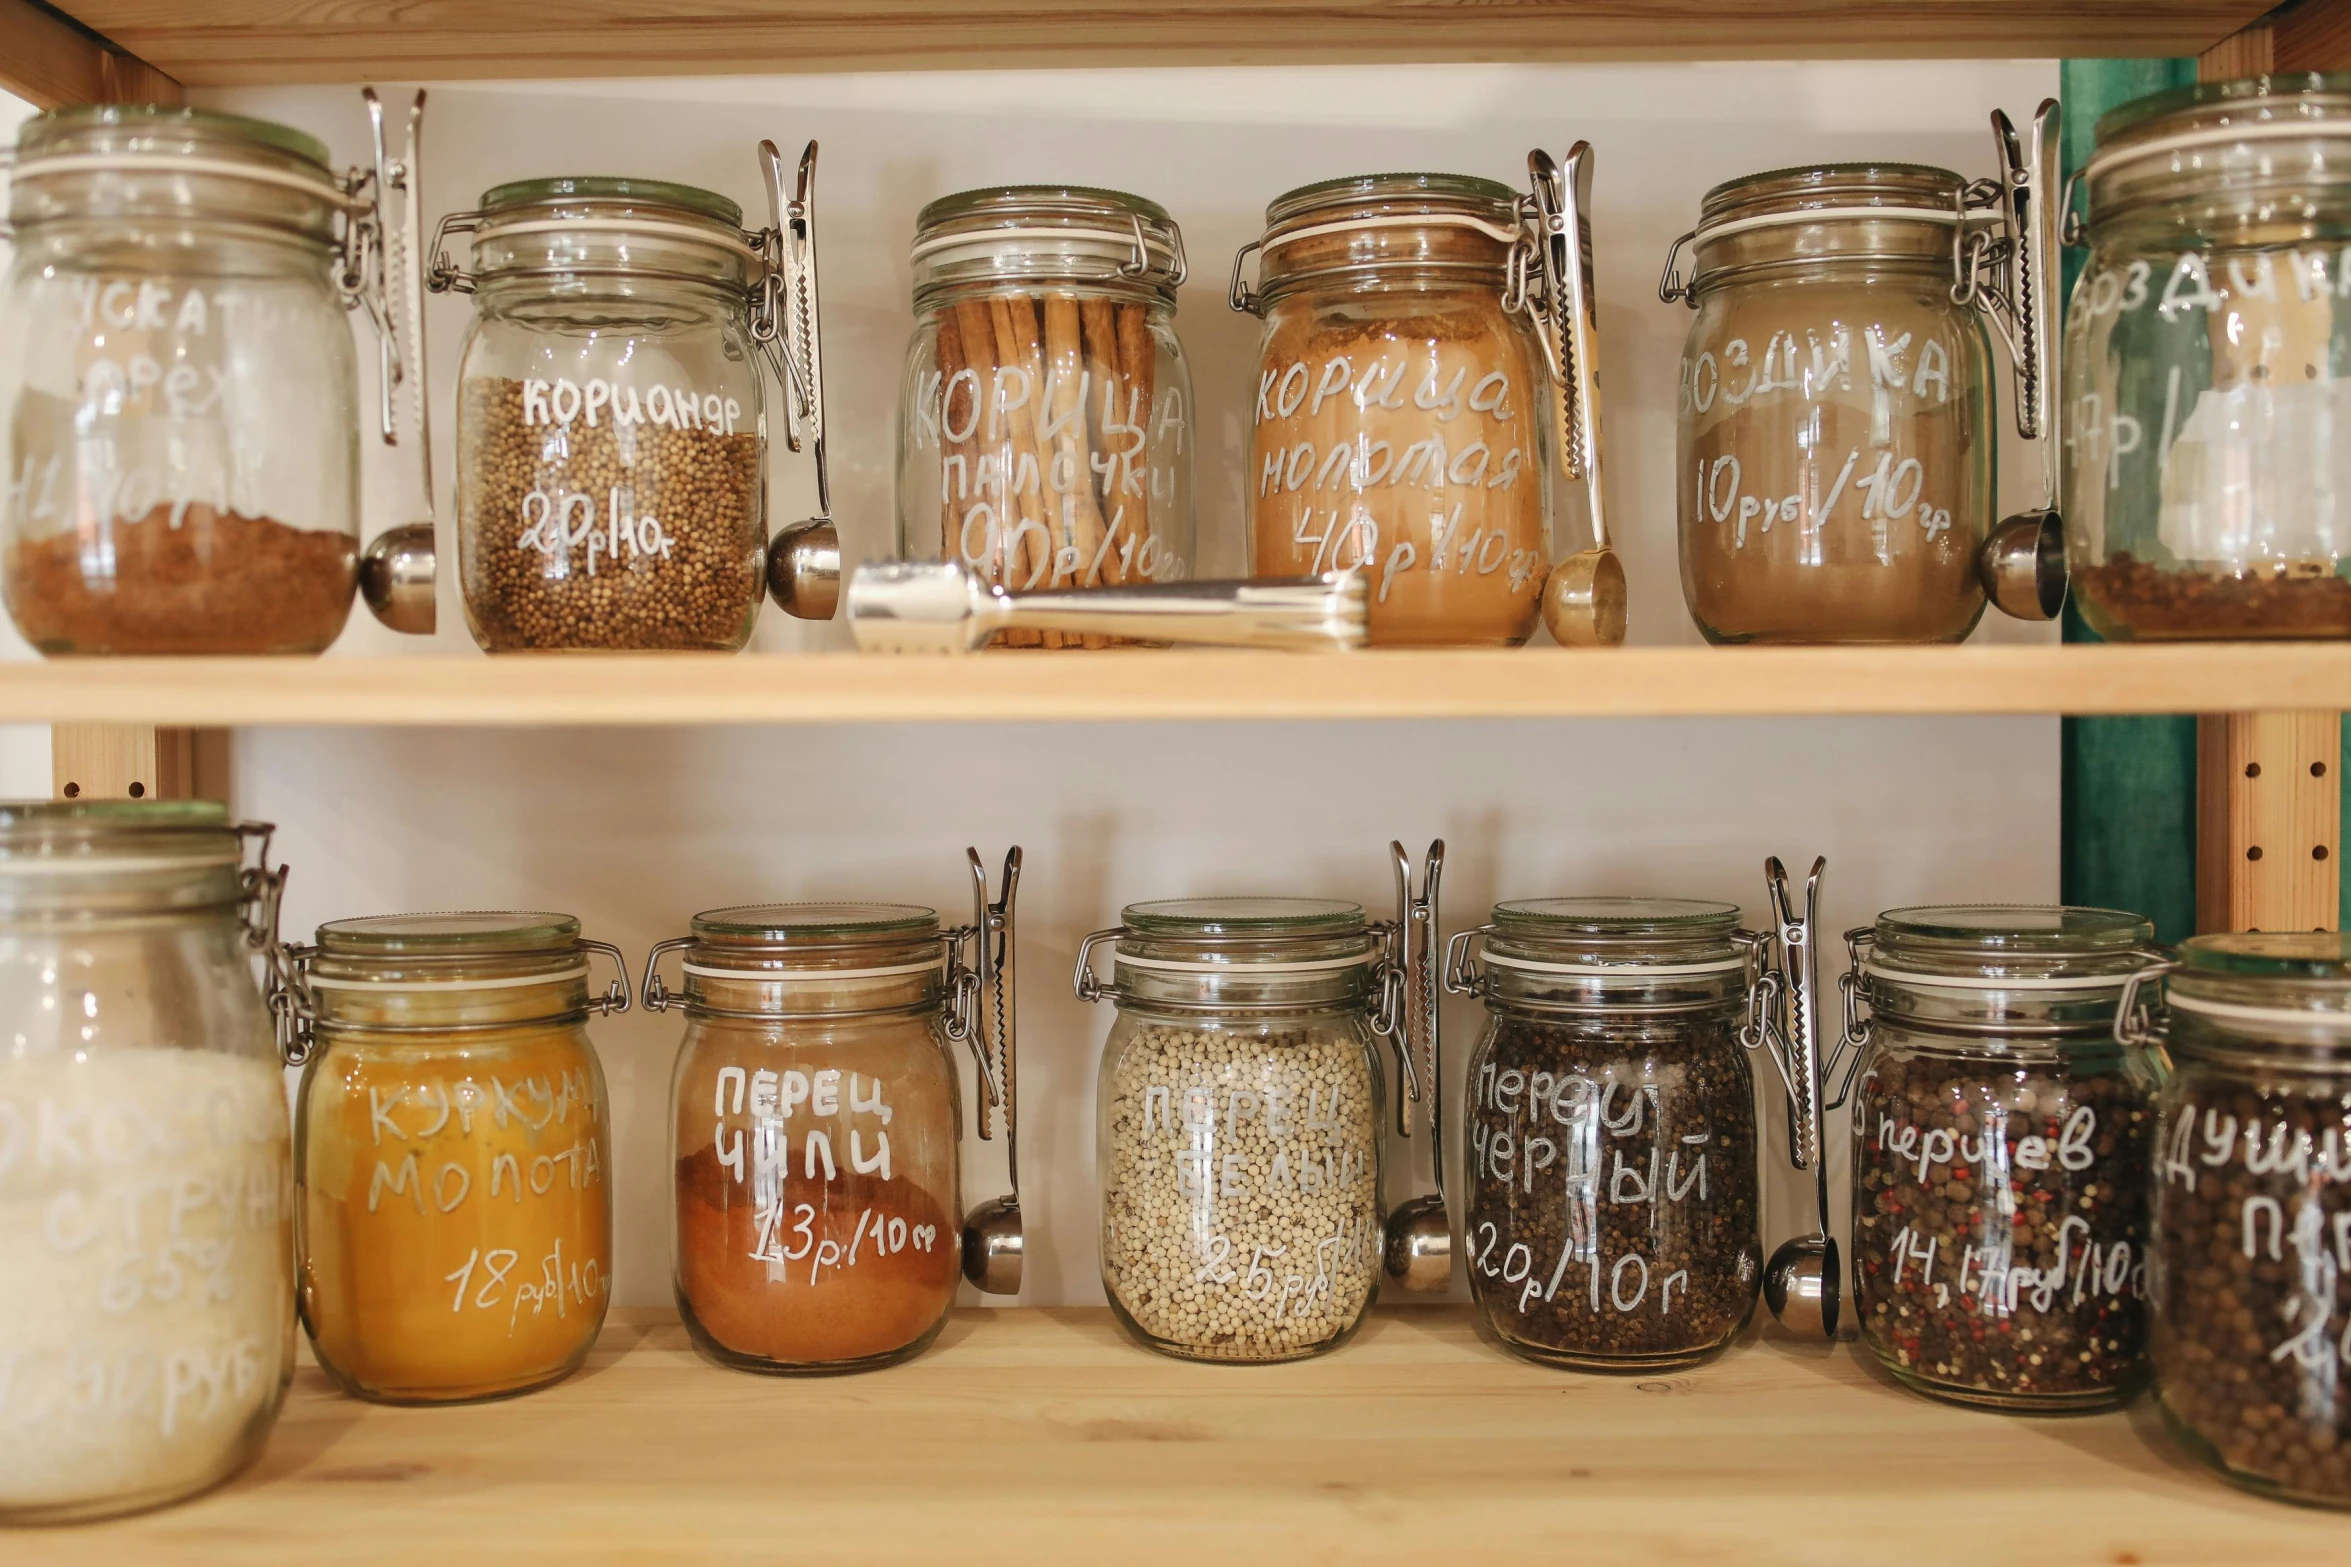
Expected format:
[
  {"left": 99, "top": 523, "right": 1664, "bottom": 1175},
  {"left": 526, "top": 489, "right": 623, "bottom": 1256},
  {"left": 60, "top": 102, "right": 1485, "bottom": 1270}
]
[
  {"left": 1381, "top": 840, "right": 1452, "bottom": 1292},
  {"left": 352, "top": 87, "right": 440, "bottom": 635},
  {"left": 958, "top": 847, "right": 1024, "bottom": 1295},
  {"left": 754, "top": 139, "right": 842, "bottom": 623},
  {"left": 1745, "top": 855, "right": 1842, "bottom": 1339}
]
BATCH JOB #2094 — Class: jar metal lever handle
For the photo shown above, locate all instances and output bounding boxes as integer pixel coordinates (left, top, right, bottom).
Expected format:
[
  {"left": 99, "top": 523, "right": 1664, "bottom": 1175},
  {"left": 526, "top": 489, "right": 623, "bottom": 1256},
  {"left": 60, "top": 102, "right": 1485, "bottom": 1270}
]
[
  {"left": 1072, "top": 927, "right": 1126, "bottom": 1003},
  {"left": 2114, "top": 959, "right": 2178, "bottom": 1050},
  {"left": 640, "top": 936, "right": 695, "bottom": 1014},
  {"left": 578, "top": 938, "right": 632, "bottom": 1016}
]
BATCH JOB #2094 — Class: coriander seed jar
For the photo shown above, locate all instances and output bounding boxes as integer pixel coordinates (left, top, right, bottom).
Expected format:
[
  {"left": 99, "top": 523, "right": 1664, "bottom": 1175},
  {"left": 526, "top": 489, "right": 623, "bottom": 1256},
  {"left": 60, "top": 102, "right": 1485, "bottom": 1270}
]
[
  {"left": 2127, "top": 935, "right": 2351, "bottom": 1508},
  {"left": 1845, "top": 906, "right": 2162, "bottom": 1412},
  {"left": 431, "top": 143, "right": 837, "bottom": 652},
  {"left": 0, "top": 803, "right": 298, "bottom": 1523},
  {"left": 895, "top": 187, "right": 1195, "bottom": 639},
  {"left": 0, "top": 101, "right": 435, "bottom": 655},
  {"left": 1443, "top": 899, "right": 1762, "bottom": 1371},
  {"left": 2064, "top": 75, "right": 2351, "bottom": 639},
  {"left": 290, "top": 914, "right": 625, "bottom": 1405}
]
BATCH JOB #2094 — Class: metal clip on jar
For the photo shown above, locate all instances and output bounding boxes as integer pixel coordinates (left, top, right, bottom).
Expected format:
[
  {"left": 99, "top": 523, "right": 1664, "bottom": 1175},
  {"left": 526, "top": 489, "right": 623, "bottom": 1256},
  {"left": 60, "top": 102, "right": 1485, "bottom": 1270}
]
[
  {"left": 1659, "top": 104, "right": 2068, "bottom": 643},
  {"left": 288, "top": 913, "right": 628, "bottom": 1405},
  {"left": 894, "top": 186, "right": 1195, "bottom": 647},
  {"left": 2063, "top": 74, "right": 2351, "bottom": 639},
  {"left": 1073, "top": 842, "right": 1444, "bottom": 1363},
  {"left": 1842, "top": 904, "right": 2162, "bottom": 1412},
  {"left": 1443, "top": 898, "right": 1763, "bottom": 1370},
  {"left": 647, "top": 848, "right": 1022, "bottom": 1375},
  {"left": 0, "top": 803, "right": 300, "bottom": 1522},
  {"left": 1232, "top": 150, "right": 1624, "bottom": 648},
  {"left": 2121, "top": 935, "right": 2351, "bottom": 1506},
  {"left": 430, "top": 139, "right": 838, "bottom": 651},
  {"left": 0, "top": 92, "right": 438, "bottom": 653}
]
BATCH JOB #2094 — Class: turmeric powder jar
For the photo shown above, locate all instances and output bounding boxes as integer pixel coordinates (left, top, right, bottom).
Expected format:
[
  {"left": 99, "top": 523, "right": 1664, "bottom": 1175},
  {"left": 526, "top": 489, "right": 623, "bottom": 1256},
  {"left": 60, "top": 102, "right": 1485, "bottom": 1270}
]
[
  {"left": 1233, "top": 172, "right": 1559, "bottom": 647},
  {"left": 292, "top": 912, "right": 627, "bottom": 1404}
]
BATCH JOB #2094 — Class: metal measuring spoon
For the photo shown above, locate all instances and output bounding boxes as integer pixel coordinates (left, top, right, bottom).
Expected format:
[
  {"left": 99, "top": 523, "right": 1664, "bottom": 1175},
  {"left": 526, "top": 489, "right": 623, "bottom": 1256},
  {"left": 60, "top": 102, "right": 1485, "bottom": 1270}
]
[
  {"left": 1976, "top": 101, "right": 2068, "bottom": 623},
  {"left": 1382, "top": 841, "right": 1452, "bottom": 1292},
  {"left": 1755, "top": 855, "right": 1842, "bottom": 1339},
  {"left": 357, "top": 88, "right": 438, "bottom": 635},
  {"left": 960, "top": 847, "right": 1024, "bottom": 1295},
  {"left": 1527, "top": 145, "right": 1627, "bottom": 648},
  {"left": 756, "top": 139, "right": 841, "bottom": 622}
]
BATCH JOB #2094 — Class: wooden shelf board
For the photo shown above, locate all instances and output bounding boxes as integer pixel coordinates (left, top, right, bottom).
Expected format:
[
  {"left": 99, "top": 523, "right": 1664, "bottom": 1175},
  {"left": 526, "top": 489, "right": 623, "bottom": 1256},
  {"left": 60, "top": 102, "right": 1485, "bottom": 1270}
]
[
  {"left": 51, "top": 2, "right": 2279, "bottom": 86},
  {"left": 17, "top": 1306, "right": 2345, "bottom": 1563},
  {"left": 3, "top": 643, "right": 2350, "bottom": 726}
]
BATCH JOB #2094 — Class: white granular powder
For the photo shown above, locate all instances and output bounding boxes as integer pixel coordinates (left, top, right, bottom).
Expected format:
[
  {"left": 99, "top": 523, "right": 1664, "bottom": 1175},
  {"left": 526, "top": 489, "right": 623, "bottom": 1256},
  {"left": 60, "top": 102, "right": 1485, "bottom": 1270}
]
[
  {"left": 0, "top": 1046, "right": 293, "bottom": 1519},
  {"left": 1100, "top": 1022, "right": 1381, "bottom": 1361}
]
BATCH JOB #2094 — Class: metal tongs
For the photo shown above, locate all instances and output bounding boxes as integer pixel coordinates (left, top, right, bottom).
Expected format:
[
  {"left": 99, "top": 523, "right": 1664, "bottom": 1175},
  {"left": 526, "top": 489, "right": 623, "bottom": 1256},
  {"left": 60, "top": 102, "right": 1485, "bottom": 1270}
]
[
  {"left": 755, "top": 138, "right": 842, "bottom": 622},
  {"left": 847, "top": 562, "right": 1367, "bottom": 653},
  {"left": 1381, "top": 840, "right": 1451, "bottom": 1291},
  {"left": 1745, "top": 855, "right": 1842, "bottom": 1338},
  {"left": 355, "top": 87, "right": 438, "bottom": 635},
  {"left": 958, "top": 847, "right": 1024, "bottom": 1295}
]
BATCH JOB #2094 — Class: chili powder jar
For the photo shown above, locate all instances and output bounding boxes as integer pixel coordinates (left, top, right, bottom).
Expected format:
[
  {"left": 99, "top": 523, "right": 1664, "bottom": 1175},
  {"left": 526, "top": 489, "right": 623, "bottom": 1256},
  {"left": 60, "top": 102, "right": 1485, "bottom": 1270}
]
[
  {"left": 2129, "top": 934, "right": 2351, "bottom": 1508},
  {"left": 1444, "top": 899, "right": 1762, "bottom": 1371},
  {"left": 1845, "top": 905, "right": 2162, "bottom": 1411},
  {"left": 291, "top": 913, "right": 626, "bottom": 1404},
  {"left": 651, "top": 889, "right": 1008, "bottom": 1374}
]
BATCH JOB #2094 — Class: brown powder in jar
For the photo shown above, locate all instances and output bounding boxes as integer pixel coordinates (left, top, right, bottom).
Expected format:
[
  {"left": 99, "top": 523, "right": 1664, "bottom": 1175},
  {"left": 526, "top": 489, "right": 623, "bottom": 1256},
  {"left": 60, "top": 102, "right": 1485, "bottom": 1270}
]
[
  {"left": 4, "top": 504, "right": 355, "bottom": 655},
  {"left": 2075, "top": 552, "right": 2351, "bottom": 640},
  {"left": 1249, "top": 300, "right": 1550, "bottom": 647},
  {"left": 457, "top": 375, "right": 764, "bottom": 652}
]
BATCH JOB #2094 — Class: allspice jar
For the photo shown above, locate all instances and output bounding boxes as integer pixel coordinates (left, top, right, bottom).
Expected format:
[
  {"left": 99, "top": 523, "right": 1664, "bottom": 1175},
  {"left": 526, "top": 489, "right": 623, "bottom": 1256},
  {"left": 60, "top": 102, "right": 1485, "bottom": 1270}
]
[
  {"left": 1846, "top": 906, "right": 2162, "bottom": 1412},
  {"left": 2134, "top": 934, "right": 2351, "bottom": 1508},
  {"left": 1445, "top": 899, "right": 1762, "bottom": 1371}
]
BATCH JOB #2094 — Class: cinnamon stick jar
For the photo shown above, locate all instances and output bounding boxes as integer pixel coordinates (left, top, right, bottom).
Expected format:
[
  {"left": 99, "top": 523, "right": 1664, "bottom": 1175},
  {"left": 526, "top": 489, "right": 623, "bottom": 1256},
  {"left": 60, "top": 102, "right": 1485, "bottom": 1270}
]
[
  {"left": 894, "top": 186, "right": 1195, "bottom": 647},
  {"left": 1233, "top": 173, "right": 1564, "bottom": 647}
]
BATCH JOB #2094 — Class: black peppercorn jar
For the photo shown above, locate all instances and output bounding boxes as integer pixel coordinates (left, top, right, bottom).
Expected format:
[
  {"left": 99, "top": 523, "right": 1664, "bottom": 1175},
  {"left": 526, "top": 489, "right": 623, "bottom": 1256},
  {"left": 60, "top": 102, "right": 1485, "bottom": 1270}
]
[
  {"left": 1443, "top": 899, "right": 1762, "bottom": 1370},
  {"left": 2128, "top": 934, "right": 2351, "bottom": 1508},
  {"left": 1845, "top": 905, "right": 2162, "bottom": 1412}
]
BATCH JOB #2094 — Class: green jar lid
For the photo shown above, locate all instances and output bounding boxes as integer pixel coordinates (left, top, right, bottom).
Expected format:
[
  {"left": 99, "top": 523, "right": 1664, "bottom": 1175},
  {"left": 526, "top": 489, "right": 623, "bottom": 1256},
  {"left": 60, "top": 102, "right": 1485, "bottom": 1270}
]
[
  {"left": 1493, "top": 897, "right": 1740, "bottom": 935},
  {"left": 2178, "top": 931, "right": 2351, "bottom": 980},
  {"left": 478, "top": 174, "right": 742, "bottom": 228},
  {"left": 1875, "top": 904, "right": 2153, "bottom": 954},
  {"left": 317, "top": 911, "right": 582, "bottom": 957},
  {"left": 1122, "top": 897, "right": 1365, "bottom": 938},
  {"left": 692, "top": 902, "right": 939, "bottom": 944}
]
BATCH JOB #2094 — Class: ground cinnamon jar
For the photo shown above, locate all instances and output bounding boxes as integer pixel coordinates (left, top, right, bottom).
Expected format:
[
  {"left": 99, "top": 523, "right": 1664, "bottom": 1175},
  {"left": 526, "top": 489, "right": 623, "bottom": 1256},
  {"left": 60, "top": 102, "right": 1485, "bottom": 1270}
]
[
  {"left": 1233, "top": 171, "right": 1573, "bottom": 647},
  {"left": 653, "top": 902, "right": 977, "bottom": 1373}
]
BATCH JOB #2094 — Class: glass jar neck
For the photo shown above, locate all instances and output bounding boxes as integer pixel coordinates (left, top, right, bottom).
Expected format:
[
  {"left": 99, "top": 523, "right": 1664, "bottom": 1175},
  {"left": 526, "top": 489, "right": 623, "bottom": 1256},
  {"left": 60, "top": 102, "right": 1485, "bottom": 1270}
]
[
  {"left": 1863, "top": 933, "right": 2151, "bottom": 1036},
  {"left": 1684, "top": 165, "right": 1974, "bottom": 301},
  {"left": 914, "top": 268, "right": 1166, "bottom": 312},
  {"left": 1481, "top": 931, "right": 1746, "bottom": 1013},
  {"left": 683, "top": 931, "right": 947, "bottom": 1020},
  {"left": 1110, "top": 932, "right": 1379, "bottom": 1016},
  {"left": 309, "top": 949, "right": 592, "bottom": 1031}
]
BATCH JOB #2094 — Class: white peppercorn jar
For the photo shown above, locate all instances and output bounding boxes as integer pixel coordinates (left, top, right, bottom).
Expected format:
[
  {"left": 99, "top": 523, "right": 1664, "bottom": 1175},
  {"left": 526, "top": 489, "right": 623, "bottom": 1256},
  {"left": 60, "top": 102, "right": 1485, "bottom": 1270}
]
[
  {"left": 2121, "top": 934, "right": 2351, "bottom": 1508},
  {"left": 1074, "top": 897, "right": 1417, "bottom": 1362},
  {"left": 1844, "top": 905, "right": 2164, "bottom": 1412}
]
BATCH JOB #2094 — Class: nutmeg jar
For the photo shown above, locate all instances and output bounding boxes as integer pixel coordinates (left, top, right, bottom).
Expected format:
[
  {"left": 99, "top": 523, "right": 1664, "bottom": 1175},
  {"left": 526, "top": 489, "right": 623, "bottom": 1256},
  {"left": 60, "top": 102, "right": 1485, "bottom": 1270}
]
[
  {"left": 1844, "top": 905, "right": 2163, "bottom": 1412},
  {"left": 1073, "top": 844, "right": 1446, "bottom": 1363},
  {"left": 1231, "top": 152, "right": 1622, "bottom": 647},
  {"left": 290, "top": 913, "right": 627, "bottom": 1404},
  {"left": 0, "top": 98, "right": 437, "bottom": 654},
  {"left": 430, "top": 141, "right": 839, "bottom": 652},
  {"left": 1443, "top": 899, "right": 1762, "bottom": 1371},
  {"left": 649, "top": 851, "right": 1023, "bottom": 1375},
  {"left": 1658, "top": 105, "right": 2067, "bottom": 642},
  {"left": 2064, "top": 74, "right": 2351, "bottom": 639},
  {"left": 0, "top": 803, "right": 299, "bottom": 1523},
  {"left": 2124, "top": 934, "right": 2351, "bottom": 1507},
  {"left": 894, "top": 186, "right": 1196, "bottom": 644}
]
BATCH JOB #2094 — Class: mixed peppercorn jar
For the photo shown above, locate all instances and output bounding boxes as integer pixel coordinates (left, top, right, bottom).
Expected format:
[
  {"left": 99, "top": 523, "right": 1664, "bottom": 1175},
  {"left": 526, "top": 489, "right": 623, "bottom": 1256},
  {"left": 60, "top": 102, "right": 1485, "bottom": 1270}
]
[
  {"left": 1444, "top": 899, "right": 1762, "bottom": 1371},
  {"left": 652, "top": 902, "right": 972, "bottom": 1374},
  {"left": 2131, "top": 934, "right": 2351, "bottom": 1508},
  {"left": 1076, "top": 898, "right": 1402, "bottom": 1361},
  {"left": 2064, "top": 74, "right": 2351, "bottom": 639},
  {"left": 0, "top": 803, "right": 296, "bottom": 1523},
  {"left": 1845, "top": 905, "right": 2161, "bottom": 1411},
  {"left": 894, "top": 186, "right": 1196, "bottom": 640},
  {"left": 290, "top": 913, "right": 625, "bottom": 1404}
]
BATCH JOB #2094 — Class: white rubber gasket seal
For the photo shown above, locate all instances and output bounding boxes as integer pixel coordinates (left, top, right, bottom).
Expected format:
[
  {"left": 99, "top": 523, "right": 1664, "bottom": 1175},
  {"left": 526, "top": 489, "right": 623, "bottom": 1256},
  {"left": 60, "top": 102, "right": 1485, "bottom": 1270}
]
[
  {"left": 1866, "top": 963, "right": 2138, "bottom": 992},
  {"left": 2087, "top": 118, "right": 2351, "bottom": 182},
  {"left": 683, "top": 958, "right": 944, "bottom": 981},
  {"left": 479, "top": 215, "right": 755, "bottom": 261},
  {"left": 1483, "top": 953, "right": 1746, "bottom": 978},
  {"left": 2168, "top": 992, "right": 2351, "bottom": 1027},
  {"left": 1264, "top": 212, "right": 1525, "bottom": 252},
  {"left": 12, "top": 153, "right": 356, "bottom": 208},
  {"left": 1113, "top": 949, "right": 1375, "bottom": 974},
  {"left": 0, "top": 854, "right": 240, "bottom": 873},
  {"left": 307, "top": 964, "right": 589, "bottom": 992},
  {"left": 1692, "top": 204, "right": 1984, "bottom": 246}
]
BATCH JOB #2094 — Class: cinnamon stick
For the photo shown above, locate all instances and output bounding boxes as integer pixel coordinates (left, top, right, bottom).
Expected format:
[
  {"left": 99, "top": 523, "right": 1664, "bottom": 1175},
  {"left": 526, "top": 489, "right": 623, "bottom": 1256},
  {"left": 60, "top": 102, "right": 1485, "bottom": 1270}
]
[{"left": 986, "top": 294, "right": 1051, "bottom": 645}]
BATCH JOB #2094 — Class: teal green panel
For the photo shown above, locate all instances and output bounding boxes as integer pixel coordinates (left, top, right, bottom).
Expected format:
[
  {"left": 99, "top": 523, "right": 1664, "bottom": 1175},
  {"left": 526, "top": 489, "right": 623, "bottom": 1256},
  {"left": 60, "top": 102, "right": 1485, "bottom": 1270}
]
[{"left": 2059, "top": 58, "right": 2199, "bottom": 942}]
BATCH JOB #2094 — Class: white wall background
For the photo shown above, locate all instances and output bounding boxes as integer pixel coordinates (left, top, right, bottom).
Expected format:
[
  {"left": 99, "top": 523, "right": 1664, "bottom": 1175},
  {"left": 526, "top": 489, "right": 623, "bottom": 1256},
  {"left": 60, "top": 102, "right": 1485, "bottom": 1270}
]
[{"left": 5, "top": 60, "right": 2061, "bottom": 1309}]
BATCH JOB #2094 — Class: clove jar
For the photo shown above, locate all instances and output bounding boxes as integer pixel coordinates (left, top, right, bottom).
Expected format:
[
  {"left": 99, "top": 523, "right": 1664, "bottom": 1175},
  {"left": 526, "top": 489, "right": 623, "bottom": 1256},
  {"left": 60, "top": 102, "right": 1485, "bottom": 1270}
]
[
  {"left": 291, "top": 914, "right": 626, "bottom": 1405},
  {"left": 1846, "top": 905, "right": 2162, "bottom": 1412},
  {"left": 651, "top": 895, "right": 1001, "bottom": 1374},
  {"left": 0, "top": 103, "right": 431, "bottom": 655},
  {"left": 2132, "top": 934, "right": 2351, "bottom": 1507},
  {"left": 2064, "top": 74, "right": 2351, "bottom": 639},
  {"left": 1232, "top": 162, "right": 1609, "bottom": 647},
  {"left": 1445, "top": 899, "right": 1762, "bottom": 1371},
  {"left": 1076, "top": 897, "right": 1422, "bottom": 1361},
  {"left": 432, "top": 146, "right": 834, "bottom": 652},
  {"left": 0, "top": 803, "right": 297, "bottom": 1523},
  {"left": 895, "top": 186, "right": 1195, "bottom": 643},
  {"left": 1660, "top": 131, "right": 2065, "bottom": 642}
]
